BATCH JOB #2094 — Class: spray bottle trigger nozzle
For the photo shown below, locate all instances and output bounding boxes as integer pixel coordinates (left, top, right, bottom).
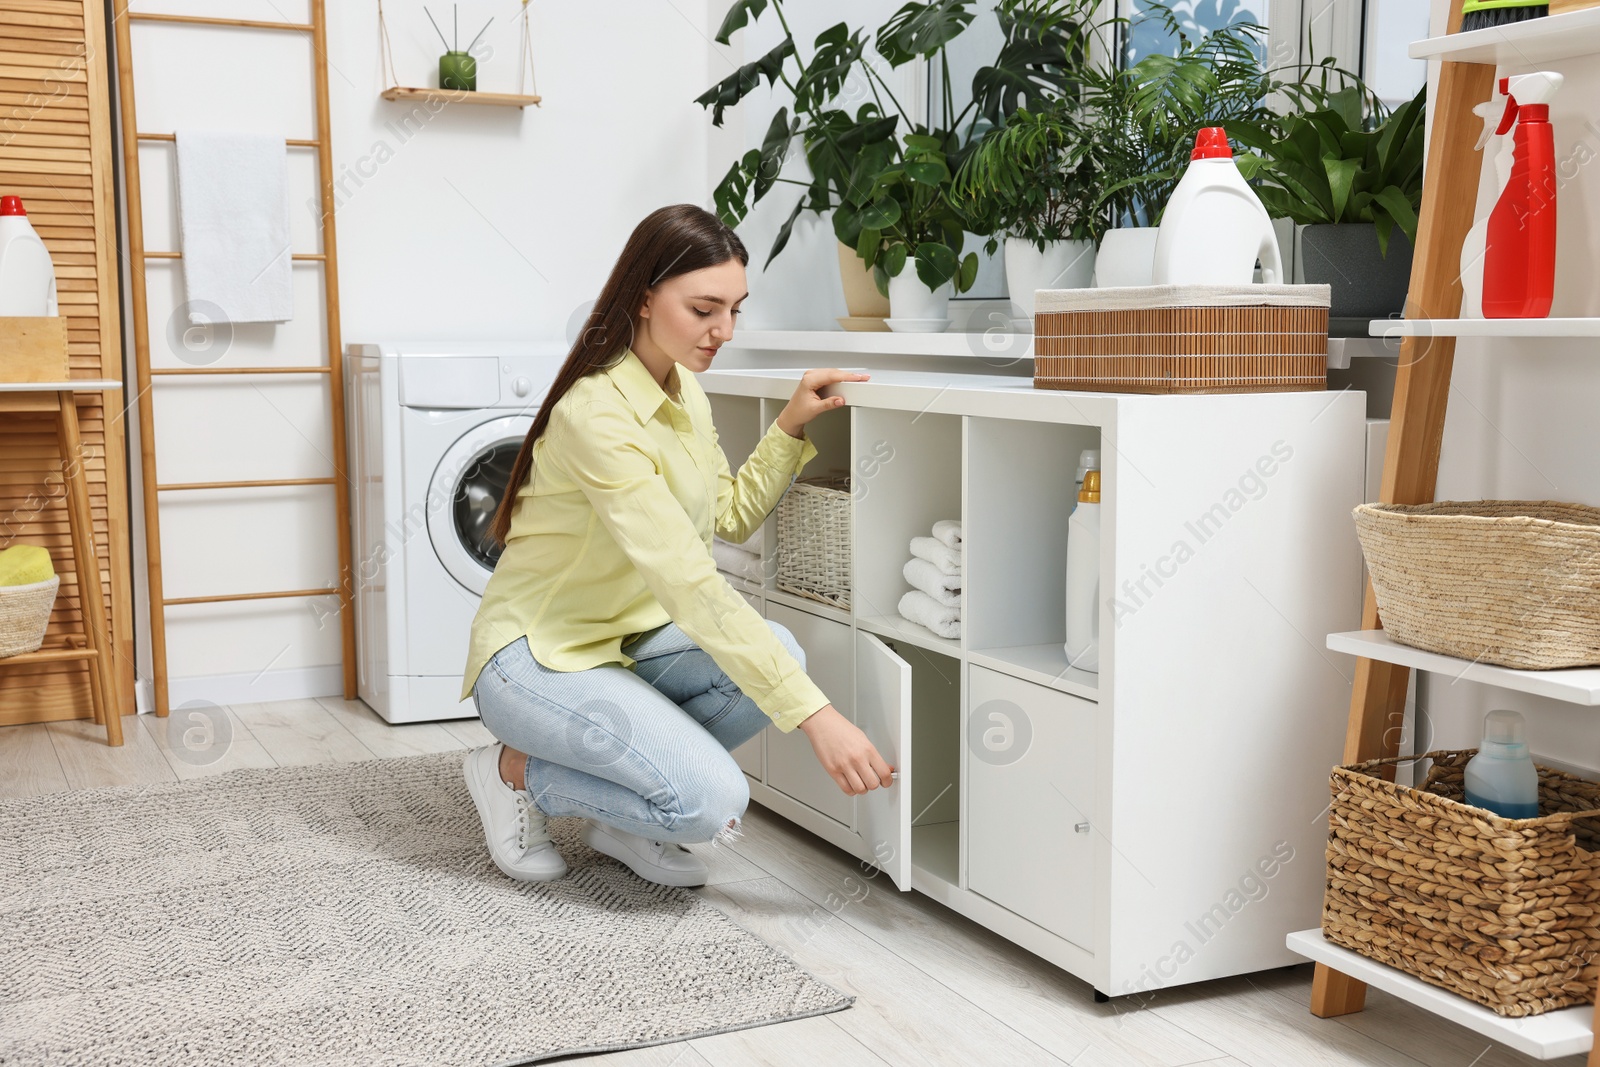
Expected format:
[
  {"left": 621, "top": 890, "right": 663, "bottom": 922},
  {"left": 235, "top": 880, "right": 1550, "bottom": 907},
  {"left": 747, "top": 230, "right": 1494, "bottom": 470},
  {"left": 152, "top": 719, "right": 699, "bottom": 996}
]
[
  {"left": 1495, "top": 95, "right": 1519, "bottom": 138},
  {"left": 1472, "top": 94, "right": 1510, "bottom": 149}
]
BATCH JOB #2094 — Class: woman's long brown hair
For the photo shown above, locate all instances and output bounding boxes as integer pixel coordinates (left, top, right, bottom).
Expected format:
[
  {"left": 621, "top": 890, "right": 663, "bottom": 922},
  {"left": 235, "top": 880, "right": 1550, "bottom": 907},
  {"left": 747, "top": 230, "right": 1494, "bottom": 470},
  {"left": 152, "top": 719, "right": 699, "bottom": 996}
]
[{"left": 486, "top": 203, "right": 749, "bottom": 549}]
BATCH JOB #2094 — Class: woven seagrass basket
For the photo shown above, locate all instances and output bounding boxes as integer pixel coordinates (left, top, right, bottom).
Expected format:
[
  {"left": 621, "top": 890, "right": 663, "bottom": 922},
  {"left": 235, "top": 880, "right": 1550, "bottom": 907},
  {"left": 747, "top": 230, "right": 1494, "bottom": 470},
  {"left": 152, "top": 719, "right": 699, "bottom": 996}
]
[
  {"left": 774, "top": 471, "right": 850, "bottom": 610},
  {"left": 0, "top": 575, "right": 60, "bottom": 658},
  {"left": 1353, "top": 500, "right": 1600, "bottom": 669},
  {"left": 1323, "top": 749, "right": 1600, "bottom": 1017},
  {"left": 1033, "top": 283, "right": 1330, "bottom": 394}
]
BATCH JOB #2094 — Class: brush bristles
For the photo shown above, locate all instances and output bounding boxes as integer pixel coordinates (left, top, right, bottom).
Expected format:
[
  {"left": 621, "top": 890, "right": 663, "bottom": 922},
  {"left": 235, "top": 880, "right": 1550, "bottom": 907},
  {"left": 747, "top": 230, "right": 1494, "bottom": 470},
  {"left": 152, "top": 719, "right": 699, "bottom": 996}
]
[{"left": 1460, "top": 3, "right": 1549, "bottom": 31}]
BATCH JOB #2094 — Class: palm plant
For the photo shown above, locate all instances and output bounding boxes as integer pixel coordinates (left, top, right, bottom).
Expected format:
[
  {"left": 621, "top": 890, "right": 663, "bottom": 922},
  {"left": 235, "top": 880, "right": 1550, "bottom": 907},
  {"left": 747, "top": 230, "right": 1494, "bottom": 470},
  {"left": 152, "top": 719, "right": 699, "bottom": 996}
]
[
  {"left": 947, "top": 0, "right": 1118, "bottom": 253},
  {"left": 1081, "top": 6, "right": 1285, "bottom": 228}
]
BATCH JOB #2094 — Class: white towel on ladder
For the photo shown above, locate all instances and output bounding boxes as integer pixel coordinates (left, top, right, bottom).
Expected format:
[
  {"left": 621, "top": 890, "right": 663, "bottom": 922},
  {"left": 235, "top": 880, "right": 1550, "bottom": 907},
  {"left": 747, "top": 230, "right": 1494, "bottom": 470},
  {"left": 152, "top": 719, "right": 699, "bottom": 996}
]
[{"left": 174, "top": 129, "right": 295, "bottom": 324}]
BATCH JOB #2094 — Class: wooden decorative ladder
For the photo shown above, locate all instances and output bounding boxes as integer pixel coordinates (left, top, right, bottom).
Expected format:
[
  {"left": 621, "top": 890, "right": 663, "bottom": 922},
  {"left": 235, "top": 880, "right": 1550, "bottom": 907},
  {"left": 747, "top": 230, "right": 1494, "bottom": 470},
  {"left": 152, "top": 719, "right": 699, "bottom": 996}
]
[
  {"left": 1296, "top": 0, "right": 1600, "bottom": 1061},
  {"left": 110, "top": 1, "right": 355, "bottom": 716}
]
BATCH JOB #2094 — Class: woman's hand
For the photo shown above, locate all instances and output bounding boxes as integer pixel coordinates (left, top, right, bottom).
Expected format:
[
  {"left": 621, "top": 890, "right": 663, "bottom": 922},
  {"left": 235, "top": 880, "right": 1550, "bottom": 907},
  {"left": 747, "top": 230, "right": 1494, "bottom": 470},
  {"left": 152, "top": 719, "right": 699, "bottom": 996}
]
[
  {"left": 797, "top": 705, "right": 896, "bottom": 796},
  {"left": 776, "top": 368, "right": 871, "bottom": 437}
]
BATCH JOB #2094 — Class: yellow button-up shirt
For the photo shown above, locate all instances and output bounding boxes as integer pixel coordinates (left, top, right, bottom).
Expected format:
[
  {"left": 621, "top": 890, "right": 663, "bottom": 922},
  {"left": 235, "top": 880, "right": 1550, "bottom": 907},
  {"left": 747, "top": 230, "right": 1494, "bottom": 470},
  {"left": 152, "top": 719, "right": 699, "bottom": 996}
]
[{"left": 459, "top": 345, "right": 830, "bottom": 732}]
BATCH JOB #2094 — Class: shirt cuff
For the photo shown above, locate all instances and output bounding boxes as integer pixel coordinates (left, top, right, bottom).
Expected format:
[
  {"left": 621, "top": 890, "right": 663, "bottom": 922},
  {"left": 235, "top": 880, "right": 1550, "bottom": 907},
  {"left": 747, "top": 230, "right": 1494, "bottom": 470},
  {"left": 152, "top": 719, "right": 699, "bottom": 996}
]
[
  {"left": 762, "top": 418, "right": 818, "bottom": 475},
  {"left": 760, "top": 668, "right": 831, "bottom": 733}
]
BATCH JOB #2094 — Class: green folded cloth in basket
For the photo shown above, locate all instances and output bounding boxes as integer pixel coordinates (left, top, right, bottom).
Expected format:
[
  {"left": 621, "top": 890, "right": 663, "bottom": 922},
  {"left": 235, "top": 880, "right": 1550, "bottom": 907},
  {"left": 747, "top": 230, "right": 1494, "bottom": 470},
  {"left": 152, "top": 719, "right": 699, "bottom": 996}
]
[{"left": 0, "top": 545, "right": 56, "bottom": 587}]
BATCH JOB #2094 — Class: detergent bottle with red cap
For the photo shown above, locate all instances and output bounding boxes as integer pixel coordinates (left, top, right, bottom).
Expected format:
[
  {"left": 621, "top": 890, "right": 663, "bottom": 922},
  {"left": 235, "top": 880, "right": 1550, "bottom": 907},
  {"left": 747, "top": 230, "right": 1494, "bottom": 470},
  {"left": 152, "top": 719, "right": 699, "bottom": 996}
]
[
  {"left": 1151, "top": 126, "right": 1283, "bottom": 287},
  {"left": 1483, "top": 71, "right": 1563, "bottom": 319},
  {"left": 0, "top": 195, "right": 59, "bottom": 316}
]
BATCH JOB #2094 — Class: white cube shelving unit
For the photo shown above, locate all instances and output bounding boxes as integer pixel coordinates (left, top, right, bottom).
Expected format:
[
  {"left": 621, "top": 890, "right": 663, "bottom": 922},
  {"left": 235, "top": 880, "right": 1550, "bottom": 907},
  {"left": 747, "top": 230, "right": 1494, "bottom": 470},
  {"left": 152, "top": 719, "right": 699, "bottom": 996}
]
[{"left": 696, "top": 339, "right": 1367, "bottom": 998}]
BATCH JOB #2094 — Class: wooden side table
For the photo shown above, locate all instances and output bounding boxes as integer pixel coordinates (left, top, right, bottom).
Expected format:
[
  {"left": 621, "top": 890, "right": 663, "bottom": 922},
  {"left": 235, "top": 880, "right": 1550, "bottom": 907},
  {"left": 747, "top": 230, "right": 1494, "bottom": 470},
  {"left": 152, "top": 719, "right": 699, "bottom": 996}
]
[{"left": 0, "top": 377, "right": 123, "bottom": 746}]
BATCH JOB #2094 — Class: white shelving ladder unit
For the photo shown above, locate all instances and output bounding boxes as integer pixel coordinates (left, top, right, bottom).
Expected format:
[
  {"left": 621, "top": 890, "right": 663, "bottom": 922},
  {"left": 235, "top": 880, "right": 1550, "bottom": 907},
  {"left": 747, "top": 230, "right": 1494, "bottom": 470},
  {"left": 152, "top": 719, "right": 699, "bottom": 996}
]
[{"left": 1286, "top": 2, "right": 1600, "bottom": 1061}]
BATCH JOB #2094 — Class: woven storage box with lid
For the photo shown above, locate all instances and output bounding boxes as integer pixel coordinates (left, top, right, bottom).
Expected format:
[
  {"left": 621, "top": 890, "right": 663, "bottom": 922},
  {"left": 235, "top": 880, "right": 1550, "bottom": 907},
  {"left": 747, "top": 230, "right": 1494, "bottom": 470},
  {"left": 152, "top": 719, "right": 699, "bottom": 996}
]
[
  {"left": 1353, "top": 500, "right": 1600, "bottom": 669},
  {"left": 1323, "top": 749, "right": 1600, "bottom": 1016},
  {"left": 1033, "top": 283, "right": 1330, "bottom": 394},
  {"left": 774, "top": 471, "right": 850, "bottom": 610}
]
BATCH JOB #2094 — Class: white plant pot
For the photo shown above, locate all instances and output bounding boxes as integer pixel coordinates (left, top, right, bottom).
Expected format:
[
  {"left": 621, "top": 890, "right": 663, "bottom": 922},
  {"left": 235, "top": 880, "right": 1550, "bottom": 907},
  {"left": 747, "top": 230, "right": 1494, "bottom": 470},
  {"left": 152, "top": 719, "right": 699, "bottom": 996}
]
[
  {"left": 886, "top": 269, "right": 953, "bottom": 327},
  {"left": 1004, "top": 237, "right": 1095, "bottom": 330},
  {"left": 1094, "top": 226, "right": 1160, "bottom": 288}
]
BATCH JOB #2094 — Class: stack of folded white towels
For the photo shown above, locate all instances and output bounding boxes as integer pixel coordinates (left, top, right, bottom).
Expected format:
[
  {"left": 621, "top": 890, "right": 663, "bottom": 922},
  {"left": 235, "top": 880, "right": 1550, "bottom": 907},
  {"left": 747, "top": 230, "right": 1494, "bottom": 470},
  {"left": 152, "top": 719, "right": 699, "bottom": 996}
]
[
  {"left": 711, "top": 528, "right": 763, "bottom": 583},
  {"left": 898, "top": 518, "right": 962, "bottom": 639}
]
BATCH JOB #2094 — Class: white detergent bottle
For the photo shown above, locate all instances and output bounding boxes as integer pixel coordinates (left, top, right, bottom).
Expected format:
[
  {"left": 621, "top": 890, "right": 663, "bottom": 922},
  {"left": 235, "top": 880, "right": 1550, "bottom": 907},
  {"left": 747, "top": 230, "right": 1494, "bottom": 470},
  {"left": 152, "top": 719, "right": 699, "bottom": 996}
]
[
  {"left": 1461, "top": 78, "right": 1515, "bottom": 319},
  {"left": 1064, "top": 469, "right": 1100, "bottom": 673},
  {"left": 1463, "top": 709, "right": 1540, "bottom": 819},
  {"left": 0, "top": 195, "right": 58, "bottom": 316},
  {"left": 1151, "top": 127, "right": 1283, "bottom": 287}
]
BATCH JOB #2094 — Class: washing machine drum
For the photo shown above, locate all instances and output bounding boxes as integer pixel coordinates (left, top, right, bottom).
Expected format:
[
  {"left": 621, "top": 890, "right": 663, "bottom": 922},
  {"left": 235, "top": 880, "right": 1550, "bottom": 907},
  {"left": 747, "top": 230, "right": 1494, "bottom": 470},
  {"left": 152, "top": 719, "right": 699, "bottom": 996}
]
[{"left": 429, "top": 414, "right": 535, "bottom": 596}]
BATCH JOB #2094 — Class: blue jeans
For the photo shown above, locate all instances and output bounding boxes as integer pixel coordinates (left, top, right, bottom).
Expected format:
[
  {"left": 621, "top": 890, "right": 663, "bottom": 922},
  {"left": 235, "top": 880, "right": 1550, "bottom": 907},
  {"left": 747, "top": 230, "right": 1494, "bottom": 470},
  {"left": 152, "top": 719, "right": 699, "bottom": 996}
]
[{"left": 472, "top": 618, "right": 806, "bottom": 846}]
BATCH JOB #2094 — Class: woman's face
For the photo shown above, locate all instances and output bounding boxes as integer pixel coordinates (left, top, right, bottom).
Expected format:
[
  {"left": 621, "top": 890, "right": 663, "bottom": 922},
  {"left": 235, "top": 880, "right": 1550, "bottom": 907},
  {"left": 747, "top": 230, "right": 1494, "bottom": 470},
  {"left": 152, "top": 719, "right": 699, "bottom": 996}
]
[{"left": 637, "top": 258, "right": 747, "bottom": 379}]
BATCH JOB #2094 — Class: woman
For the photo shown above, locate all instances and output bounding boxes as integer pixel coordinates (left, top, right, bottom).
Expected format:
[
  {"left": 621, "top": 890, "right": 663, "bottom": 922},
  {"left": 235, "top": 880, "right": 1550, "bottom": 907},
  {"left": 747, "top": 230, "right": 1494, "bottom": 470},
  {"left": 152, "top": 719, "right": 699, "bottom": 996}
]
[{"left": 460, "top": 203, "right": 895, "bottom": 889}]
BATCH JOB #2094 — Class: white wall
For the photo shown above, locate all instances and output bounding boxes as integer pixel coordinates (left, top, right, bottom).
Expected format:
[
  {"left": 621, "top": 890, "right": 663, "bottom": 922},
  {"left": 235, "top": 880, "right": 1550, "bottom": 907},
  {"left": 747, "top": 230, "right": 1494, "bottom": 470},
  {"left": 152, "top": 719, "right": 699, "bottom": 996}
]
[
  {"left": 1412, "top": 0, "right": 1600, "bottom": 770},
  {"left": 117, "top": 0, "right": 1591, "bottom": 738},
  {"left": 115, "top": 0, "right": 919, "bottom": 709}
]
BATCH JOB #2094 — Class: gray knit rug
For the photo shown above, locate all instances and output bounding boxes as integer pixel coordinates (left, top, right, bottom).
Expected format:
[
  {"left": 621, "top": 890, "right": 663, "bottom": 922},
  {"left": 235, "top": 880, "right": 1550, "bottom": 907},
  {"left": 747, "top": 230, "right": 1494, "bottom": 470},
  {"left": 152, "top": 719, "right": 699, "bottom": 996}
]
[{"left": 0, "top": 750, "right": 853, "bottom": 1066}]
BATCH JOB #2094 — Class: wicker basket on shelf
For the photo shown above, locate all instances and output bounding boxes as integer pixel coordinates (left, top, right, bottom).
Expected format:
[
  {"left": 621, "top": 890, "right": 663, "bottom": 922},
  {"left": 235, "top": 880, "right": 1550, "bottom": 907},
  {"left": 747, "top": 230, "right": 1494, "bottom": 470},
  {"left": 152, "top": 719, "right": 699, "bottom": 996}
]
[
  {"left": 1323, "top": 749, "right": 1600, "bottom": 1017},
  {"left": 1353, "top": 500, "right": 1600, "bottom": 669},
  {"left": 774, "top": 470, "right": 851, "bottom": 610},
  {"left": 1033, "top": 283, "right": 1329, "bottom": 394},
  {"left": 0, "top": 575, "right": 60, "bottom": 658}
]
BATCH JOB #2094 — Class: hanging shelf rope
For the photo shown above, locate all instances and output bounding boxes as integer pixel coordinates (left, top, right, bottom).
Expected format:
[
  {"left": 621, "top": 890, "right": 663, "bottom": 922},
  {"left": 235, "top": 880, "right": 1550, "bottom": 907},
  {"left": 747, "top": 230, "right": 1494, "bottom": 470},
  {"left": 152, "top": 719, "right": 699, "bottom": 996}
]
[{"left": 377, "top": 0, "right": 542, "bottom": 108}]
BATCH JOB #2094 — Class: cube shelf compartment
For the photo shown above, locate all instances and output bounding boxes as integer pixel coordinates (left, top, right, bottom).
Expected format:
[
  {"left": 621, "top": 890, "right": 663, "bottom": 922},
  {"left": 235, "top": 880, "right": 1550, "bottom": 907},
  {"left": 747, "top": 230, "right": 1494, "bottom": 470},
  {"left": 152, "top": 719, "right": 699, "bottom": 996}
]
[{"left": 700, "top": 359, "right": 1368, "bottom": 999}]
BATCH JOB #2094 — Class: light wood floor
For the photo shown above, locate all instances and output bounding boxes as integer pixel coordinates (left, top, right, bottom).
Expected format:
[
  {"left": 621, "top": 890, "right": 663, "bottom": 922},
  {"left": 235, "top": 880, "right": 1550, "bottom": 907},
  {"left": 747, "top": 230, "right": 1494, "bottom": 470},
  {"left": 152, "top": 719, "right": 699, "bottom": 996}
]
[{"left": 1, "top": 696, "right": 1585, "bottom": 1067}]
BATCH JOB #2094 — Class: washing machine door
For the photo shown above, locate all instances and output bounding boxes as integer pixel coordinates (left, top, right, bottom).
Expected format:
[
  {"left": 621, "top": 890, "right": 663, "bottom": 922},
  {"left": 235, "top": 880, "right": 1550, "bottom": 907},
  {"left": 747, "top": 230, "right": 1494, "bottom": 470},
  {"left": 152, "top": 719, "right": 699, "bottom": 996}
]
[{"left": 428, "top": 413, "right": 535, "bottom": 596}]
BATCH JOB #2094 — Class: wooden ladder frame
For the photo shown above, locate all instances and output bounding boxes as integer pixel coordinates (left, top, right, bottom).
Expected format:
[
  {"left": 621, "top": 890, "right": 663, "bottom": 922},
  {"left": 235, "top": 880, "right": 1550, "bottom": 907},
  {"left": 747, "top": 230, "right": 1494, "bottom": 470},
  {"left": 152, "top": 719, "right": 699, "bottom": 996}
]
[
  {"left": 110, "top": 2, "right": 355, "bottom": 717},
  {"left": 1305, "top": 0, "right": 1600, "bottom": 1059}
]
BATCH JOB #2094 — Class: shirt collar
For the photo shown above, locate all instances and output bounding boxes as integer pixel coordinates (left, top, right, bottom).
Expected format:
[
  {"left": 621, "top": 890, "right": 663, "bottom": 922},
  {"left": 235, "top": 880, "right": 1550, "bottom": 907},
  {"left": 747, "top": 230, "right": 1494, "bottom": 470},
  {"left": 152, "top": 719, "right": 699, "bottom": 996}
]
[{"left": 605, "top": 346, "right": 681, "bottom": 424}]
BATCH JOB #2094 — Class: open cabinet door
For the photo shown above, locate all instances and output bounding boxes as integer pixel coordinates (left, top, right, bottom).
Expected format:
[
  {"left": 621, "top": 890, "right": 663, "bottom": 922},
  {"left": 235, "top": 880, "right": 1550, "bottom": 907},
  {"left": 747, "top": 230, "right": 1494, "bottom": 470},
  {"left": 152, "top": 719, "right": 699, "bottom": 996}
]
[{"left": 855, "top": 630, "right": 912, "bottom": 891}]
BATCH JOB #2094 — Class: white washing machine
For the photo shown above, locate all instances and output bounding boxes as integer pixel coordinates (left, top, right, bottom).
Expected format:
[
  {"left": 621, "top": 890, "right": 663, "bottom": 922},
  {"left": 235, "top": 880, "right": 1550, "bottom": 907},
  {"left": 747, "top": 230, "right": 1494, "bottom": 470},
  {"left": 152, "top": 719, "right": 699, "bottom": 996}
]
[{"left": 345, "top": 341, "right": 567, "bottom": 723}]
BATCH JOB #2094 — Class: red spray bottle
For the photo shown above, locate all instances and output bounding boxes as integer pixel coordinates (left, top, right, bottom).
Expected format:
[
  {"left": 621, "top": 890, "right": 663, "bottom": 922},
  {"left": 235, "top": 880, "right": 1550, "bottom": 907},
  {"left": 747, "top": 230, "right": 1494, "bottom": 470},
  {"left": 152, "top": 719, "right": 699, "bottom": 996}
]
[{"left": 1483, "top": 71, "right": 1563, "bottom": 318}]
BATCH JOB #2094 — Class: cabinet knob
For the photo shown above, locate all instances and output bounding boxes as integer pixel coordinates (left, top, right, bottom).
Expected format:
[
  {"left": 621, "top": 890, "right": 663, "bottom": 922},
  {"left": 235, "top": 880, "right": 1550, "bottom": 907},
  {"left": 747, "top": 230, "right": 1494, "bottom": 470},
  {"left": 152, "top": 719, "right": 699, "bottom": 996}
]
[{"left": 1074, "top": 822, "right": 1090, "bottom": 834}]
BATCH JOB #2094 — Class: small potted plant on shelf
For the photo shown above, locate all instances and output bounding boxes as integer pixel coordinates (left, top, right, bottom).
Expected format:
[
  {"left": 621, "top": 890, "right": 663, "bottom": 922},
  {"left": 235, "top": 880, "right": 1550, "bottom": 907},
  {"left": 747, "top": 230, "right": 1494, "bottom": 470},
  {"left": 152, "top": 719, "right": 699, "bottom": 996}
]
[
  {"left": 1239, "top": 84, "right": 1425, "bottom": 322},
  {"left": 696, "top": 0, "right": 1095, "bottom": 330},
  {"left": 949, "top": 0, "right": 1115, "bottom": 328}
]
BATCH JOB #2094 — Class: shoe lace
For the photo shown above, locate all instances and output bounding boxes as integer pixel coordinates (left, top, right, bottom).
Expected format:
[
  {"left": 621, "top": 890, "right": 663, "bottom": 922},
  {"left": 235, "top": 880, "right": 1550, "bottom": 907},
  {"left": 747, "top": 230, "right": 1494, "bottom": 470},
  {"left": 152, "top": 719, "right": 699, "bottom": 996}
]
[{"left": 514, "top": 792, "right": 536, "bottom": 851}]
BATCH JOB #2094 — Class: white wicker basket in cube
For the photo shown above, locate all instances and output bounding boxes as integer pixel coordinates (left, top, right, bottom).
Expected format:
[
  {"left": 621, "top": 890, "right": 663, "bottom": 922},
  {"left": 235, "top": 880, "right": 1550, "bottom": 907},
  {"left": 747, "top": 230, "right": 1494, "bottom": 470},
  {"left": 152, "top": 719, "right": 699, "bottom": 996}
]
[{"left": 775, "top": 472, "right": 851, "bottom": 610}]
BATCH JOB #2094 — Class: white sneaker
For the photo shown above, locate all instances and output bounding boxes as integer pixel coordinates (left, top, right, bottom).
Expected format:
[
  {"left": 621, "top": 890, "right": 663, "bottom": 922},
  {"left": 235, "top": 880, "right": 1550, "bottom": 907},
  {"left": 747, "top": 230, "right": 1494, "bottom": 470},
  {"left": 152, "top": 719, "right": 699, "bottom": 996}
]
[
  {"left": 463, "top": 744, "right": 567, "bottom": 881},
  {"left": 580, "top": 818, "right": 709, "bottom": 887}
]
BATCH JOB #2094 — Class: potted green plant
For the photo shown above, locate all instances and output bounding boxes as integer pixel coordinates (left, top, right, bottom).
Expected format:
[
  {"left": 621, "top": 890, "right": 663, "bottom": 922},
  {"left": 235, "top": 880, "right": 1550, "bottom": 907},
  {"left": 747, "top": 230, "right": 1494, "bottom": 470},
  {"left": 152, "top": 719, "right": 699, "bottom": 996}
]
[
  {"left": 697, "top": 0, "right": 1093, "bottom": 329},
  {"left": 949, "top": 0, "right": 1114, "bottom": 327},
  {"left": 1077, "top": 7, "right": 1291, "bottom": 287},
  {"left": 1239, "top": 84, "right": 1425, "bottom": 320}
]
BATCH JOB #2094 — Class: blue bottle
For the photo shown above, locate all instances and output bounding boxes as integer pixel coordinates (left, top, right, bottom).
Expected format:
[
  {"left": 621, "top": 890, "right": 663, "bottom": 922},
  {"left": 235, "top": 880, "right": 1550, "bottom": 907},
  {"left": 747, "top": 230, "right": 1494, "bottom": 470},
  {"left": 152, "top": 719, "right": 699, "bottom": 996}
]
[{"left": 1463, "top": 710, "right": 1540, "bottom": 819}]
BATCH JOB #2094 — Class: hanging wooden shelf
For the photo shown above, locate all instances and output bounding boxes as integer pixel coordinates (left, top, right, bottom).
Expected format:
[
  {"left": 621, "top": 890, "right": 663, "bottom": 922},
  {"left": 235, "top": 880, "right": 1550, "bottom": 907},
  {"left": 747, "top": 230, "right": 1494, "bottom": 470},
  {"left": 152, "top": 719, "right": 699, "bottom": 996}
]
[{"left": 379, "top": 86, "right": 541, "bottom": 108}]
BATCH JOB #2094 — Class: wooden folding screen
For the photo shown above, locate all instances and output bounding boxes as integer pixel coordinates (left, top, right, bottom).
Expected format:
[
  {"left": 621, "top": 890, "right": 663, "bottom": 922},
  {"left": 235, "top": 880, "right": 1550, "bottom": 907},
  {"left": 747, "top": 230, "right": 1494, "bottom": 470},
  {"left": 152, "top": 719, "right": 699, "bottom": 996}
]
[{"left": 0, "top": 0, "right": 135, "bottom": 727}]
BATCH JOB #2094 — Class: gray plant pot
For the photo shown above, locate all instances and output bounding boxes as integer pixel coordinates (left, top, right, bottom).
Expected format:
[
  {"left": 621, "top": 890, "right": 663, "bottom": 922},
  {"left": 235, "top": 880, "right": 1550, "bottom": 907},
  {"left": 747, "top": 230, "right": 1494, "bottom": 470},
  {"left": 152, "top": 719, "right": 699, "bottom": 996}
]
[{"left": 1298, "top": 223, "right": 1414, "bottom": 320}]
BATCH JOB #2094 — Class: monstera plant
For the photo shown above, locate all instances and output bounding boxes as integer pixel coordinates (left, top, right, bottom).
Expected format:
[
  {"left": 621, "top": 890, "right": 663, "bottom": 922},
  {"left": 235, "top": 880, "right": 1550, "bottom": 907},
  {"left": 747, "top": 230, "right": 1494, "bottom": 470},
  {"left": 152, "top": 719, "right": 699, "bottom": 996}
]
[{"left": 696, "top": 0, "right": 1105, "bottom": 323}]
